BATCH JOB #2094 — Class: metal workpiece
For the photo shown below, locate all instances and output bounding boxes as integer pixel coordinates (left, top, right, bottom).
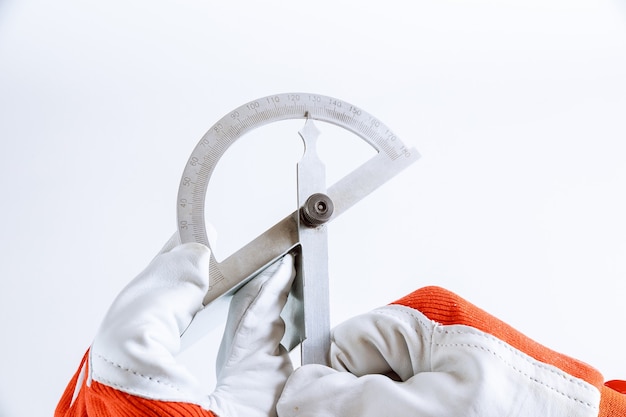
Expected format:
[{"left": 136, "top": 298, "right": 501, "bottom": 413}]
[{"left": 176, "top": 93, "right": 419, "bottom": 365}]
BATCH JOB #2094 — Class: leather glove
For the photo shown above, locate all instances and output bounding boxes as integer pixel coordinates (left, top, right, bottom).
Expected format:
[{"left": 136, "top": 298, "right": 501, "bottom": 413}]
[
  {"left": 56, "top": 233, "right": 296, "bottom": 417},
  {"left": 277, "top": 286, "right": 626, "bottom": 417}
]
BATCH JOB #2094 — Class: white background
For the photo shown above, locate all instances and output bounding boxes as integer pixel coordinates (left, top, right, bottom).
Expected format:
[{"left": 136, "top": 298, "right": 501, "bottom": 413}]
[{"left": 1, "top": 1, "right": 626, "bottom": 415}]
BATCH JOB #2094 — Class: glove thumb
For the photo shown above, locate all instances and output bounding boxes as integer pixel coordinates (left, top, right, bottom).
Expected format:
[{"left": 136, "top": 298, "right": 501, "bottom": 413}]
[{"left": 90, "top": 242, "right": 212, "bottom": 404}]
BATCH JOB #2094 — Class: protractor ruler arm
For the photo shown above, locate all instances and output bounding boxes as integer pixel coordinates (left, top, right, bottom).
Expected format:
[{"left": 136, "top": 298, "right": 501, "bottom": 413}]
[
  {"left": 176, "top": 93, "right": 420, "bottom": 365},
  {"left": 295, "top": 117, "right": 331, "bottom": 365}
]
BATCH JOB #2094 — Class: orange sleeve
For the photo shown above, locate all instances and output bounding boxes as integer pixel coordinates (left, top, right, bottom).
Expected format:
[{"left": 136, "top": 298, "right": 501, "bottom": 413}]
[
  {"left": 55, "top": 350, "right": 217, "bottom": 417},
  {"left": 392, "top": 286, "right": 626, "bottom": 417}
]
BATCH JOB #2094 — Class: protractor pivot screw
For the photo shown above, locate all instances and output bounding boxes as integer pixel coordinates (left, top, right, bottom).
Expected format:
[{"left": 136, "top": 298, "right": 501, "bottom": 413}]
[{"left": 300, "top": 193, "right": 334, "bottom": 227}]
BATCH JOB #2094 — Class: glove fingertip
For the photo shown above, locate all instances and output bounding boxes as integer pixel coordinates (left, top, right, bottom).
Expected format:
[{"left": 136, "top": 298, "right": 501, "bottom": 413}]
[
  {"left": 264, "top": 253, "right": 296, "bottom": 294},
  {"left": 164, "top": 242, "right": 211, "bottom": 292}
]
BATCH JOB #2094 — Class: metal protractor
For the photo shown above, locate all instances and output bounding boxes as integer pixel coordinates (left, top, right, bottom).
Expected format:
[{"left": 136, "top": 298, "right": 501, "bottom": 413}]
[{"left": 177, "top": 92, "right": 419, "bottom": 364}]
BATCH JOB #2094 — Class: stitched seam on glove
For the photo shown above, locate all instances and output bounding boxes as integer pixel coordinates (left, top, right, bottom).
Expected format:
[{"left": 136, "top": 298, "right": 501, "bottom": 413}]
[
  {"left": 374, "top": 305, "right": 598, "bottom": 411},
  {"left": 436, "top": 341, "right": 597, "bottom": 410},
  {"left": 94, "top": 353, "right": 184, "bottom": 393},
  {"left": 391, "top": 286, "right": 604, "bottom": 388},
  {"left": 438, "top": 328, "right": 598, "bottom": 394}
]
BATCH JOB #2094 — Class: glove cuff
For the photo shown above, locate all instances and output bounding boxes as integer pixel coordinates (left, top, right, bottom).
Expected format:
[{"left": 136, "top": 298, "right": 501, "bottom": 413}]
[
  {"left": 391, "top": 286, "right": 626, "bottom": 416},
  {"left": 55, "top": 349, "right": 218, "bottom": 417},
  {"left": 600, "top": 384, "right": 626, "bottom": 417}
]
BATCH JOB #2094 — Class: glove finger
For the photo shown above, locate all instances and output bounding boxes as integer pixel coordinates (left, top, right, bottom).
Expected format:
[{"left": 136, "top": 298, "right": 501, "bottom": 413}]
[
  {"left": 91, "top": 242, "right": 212, "bottom": 403},
  {"left": 210, "top": 254, "right": 296, "bottom": 417},
  {"left": 217, "top": 253, "right": 296, "bottom": 368},
  {"left": 330, "top": 305, "right": 433, "bottom": 382},
  {"left": 237, "top": 253, "right": 296, "bottom": 300}
]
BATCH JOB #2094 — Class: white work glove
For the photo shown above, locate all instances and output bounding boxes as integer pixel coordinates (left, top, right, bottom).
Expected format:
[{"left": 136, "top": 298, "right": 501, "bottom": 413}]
[
  {"left": 277, "top": 286, "right": 625, "bottom": 417},
  {"left": 56, "top": 233, "right": 296, "bottom": 417}
]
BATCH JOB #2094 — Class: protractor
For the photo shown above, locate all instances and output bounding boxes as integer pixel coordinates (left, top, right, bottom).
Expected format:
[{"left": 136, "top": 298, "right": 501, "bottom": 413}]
[{"left": 177, "top": 93, "right": 419, "bottom": 364}]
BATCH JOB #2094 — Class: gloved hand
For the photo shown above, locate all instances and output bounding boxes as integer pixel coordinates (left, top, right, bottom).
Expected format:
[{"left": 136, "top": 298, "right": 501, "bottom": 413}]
[
  {"left": 56, "top": 233, "right": 296, "bottom": 417},
  {"left": 278, "top": 286, "right": 626, "bottom": 417}
]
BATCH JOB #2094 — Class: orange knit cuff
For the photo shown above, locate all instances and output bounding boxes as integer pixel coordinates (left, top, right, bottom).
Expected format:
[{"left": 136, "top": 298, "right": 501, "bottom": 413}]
[{"left": 55, "top": 349, "right": 217, "bottom": 417}]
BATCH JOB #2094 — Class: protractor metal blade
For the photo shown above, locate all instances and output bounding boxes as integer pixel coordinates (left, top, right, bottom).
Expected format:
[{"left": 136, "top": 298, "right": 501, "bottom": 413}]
[{"left": 295, "top": 118, "right": 331, "bottom": 365}]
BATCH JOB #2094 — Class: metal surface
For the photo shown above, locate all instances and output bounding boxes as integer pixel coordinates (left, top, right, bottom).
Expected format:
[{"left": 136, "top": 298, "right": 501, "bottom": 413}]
[
  {"left": 177, "top": 92, "right": 419, "bottom": 363},
  {"left": 296, "top": 119, "right": 331, "bottom": 365}
]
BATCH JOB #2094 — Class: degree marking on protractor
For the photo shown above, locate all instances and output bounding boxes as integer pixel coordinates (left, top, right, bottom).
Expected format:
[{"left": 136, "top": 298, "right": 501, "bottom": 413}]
[
  {"left": 177, "top": 92, "right": 419, "bottom": 304},
  {"left": 321, "top": 107, "right": 402, "bottom": 160},
  {"left": 197, "top": 97, "right": 402, "bottom": 161}
]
